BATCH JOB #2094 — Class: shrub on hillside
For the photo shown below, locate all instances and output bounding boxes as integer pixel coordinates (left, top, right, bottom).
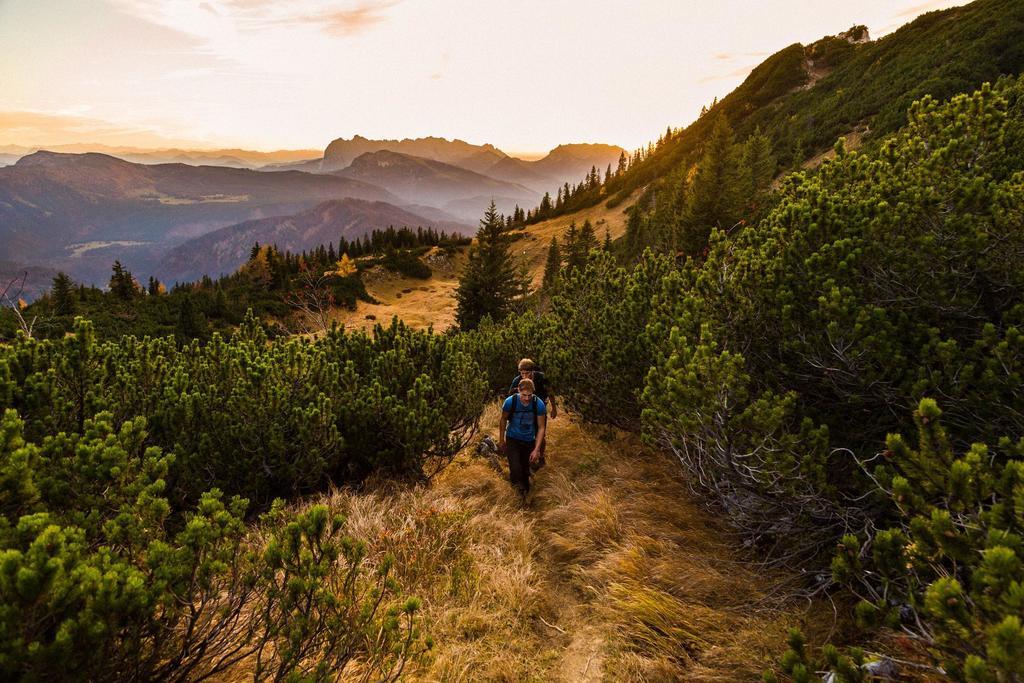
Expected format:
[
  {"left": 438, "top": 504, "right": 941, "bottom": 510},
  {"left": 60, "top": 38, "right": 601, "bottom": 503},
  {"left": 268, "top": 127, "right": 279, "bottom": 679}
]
[
  {"left": 0, "top": 410, "right": 424, "bottom": 681},
  {"left": 0, "top": 311, "right": 485, "bottom": 508},
  {"left": 542, "top": 249, "right": 673, "bottom": 430}
]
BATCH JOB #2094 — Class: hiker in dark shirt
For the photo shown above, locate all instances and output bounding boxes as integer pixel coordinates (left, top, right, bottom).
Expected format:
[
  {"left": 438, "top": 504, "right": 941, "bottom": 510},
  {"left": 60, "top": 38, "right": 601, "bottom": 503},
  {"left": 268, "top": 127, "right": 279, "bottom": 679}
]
[
  {"left": 498, "top": 377, "right": 547, "bottom": 502},
  {"left": 508, "top": 358, "right": 556, "bottom": 470}
]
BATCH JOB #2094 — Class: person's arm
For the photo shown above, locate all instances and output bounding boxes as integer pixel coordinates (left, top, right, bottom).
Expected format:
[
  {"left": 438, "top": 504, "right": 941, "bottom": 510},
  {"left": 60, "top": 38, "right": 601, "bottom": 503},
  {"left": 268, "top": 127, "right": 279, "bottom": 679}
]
[
  {"left": 498, "top": 410, "right": 509, "bottom": 453},
  {"left": 541, "top": 373, "right": 557, "bottom": 419},
  {"left": 530, "top": 415, "right": 546, "bottom": 463}
]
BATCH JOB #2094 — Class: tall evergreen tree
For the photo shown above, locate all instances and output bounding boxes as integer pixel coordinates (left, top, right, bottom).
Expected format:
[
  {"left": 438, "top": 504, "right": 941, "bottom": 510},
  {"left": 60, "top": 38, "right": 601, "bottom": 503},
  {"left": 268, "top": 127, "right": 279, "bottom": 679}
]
[
  {"left": 538, "top": 192, "right": 553, "bottom": 219},
  {"left": 109, "top": 261, "right": 138, "bottom": 301},
  {"left": 577, "top": 220, "right": 600, "bottom": 258},
  {"left": 454, "top": 202, "right": 529, "bottom": 330},
  {"left": 542, "top": 236, "right": 562, "bottom": 292},
  {"left": 51, "top": 272, "right": 75, "bottom": 316},
  {"left": 741, "top": 126, "right": 776, "bottom": 201},
  {"left": 681, "top": 116, "right": 745, "bottom": 255}
]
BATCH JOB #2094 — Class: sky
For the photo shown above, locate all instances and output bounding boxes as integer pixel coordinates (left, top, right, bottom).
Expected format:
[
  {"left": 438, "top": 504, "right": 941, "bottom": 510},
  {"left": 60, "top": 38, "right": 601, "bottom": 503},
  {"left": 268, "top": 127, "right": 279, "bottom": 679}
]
[{"left": 0, "top": 0, "right": 963, "bottom": 157}]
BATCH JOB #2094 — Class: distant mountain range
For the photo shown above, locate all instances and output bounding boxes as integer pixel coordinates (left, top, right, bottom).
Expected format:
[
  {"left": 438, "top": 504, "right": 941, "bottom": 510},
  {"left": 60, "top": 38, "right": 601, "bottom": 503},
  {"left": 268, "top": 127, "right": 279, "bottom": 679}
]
[
  {"left": 0, "top": 144, "right": 322, "bottom": 169},
  {"left": 0, "top": 135, "right": 623, "bottom": 293},
  {"left": 0, "top": 151, "right": 399, "bottom": 288},
  {"left": 159, "top": 198, "right": 470, "bottom": 282},
  {"left": 330, "top": 150, "right": 537, "bottom": 218},
  {"left": 313, "top": 136, "right": 624, "bottom": 195}
]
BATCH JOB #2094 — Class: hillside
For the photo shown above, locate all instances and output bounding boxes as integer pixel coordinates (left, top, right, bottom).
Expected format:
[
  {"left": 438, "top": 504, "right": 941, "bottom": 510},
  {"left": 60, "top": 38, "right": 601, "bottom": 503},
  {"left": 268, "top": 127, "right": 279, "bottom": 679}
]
[
  {"left": 332, "top": 191, "right": 637, "bottom": 333},
  {"left": 158, "top": 198, "right": 472, "bottom": 282},
  {"left": 535, "top": 0, "right": 1024, "bottom": 220}
]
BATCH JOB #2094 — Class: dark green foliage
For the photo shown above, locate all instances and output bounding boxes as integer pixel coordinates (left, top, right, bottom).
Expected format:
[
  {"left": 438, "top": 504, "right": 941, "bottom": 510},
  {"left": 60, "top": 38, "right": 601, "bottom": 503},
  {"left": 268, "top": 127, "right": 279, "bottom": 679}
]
[
  {"left": 108, "top": 260, "right": 139, "bottom": 301},
  {"left": 0, "top": 411, "right": 424, "bottom": 681},
  {"left": 381, "top": 248, "right": 432, "bottom": 279},
  {"left": 455, "top": 201, "right": 530, "bottom": 330},
  {"left": 638, "top": 78, "right": 1024, "bottom": 557},
  {"left": 542, "top": 250, "right": 673, "bottom": 430},
  {"left": 1, "top": 313, "right": 485, "bottom": 508},
  {"left": 541, "top": 236, "right": 562, "bottom": 293},
  {"left": 453, "top": 313, "right": 551, "bottom": 395},
  {"left": 13, "top": 246, "right": 375, "bottom": 342},
  {"left": 679, "top": 117, "right": 745, "bottom": 255},
  {"left": 830, "top": 400, "right": 1024, "bottom": 681},
  {"left": 50, "top": 273, "right": 75, "bottom": 317}
]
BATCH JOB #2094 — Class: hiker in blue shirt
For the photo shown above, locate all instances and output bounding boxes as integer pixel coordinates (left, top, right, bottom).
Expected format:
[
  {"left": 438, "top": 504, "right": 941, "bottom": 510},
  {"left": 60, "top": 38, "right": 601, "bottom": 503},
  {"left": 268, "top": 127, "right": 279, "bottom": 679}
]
[
  {"left": 507, "top": 358, "right": 556, "bottom": 471},
  {"left": 498, "top": 377, "right": 547, "bottom": 502}
]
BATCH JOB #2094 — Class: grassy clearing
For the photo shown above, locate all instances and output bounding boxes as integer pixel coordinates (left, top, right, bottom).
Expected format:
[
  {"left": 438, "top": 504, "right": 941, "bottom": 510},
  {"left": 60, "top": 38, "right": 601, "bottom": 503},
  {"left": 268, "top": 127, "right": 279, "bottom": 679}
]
[
  {"left": 265, "top": 402, "right": 827, "bottom": 681},
  {"left": 330, "top": 194, "right": 637, "bottom": 334}
]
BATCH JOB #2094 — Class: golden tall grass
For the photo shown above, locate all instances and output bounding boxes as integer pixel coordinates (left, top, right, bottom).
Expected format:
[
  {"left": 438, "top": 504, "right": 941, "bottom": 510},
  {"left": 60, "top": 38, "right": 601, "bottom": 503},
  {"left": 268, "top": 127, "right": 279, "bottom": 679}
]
[{"left": 270, "top": 403, "right": 824, "bottom": 682}]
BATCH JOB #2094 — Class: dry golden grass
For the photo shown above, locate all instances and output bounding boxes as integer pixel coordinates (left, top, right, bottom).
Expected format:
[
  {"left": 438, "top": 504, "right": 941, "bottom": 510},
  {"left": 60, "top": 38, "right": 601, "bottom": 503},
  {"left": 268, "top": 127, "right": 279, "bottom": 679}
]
[
  {"left": 261, "top": 402, "right": 826, "bottom": 682},
  {"left": 331, "top": 194, "right": 638, "bottom": 334}
]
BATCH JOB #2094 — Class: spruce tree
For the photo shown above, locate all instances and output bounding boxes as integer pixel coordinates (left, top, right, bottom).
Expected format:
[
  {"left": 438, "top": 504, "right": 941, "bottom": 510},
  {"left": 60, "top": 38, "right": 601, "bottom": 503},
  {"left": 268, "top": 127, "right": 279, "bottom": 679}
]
[
  {"left": 51, "top": 272, "right": 75, "bottom": 316},
  {"left": 578, "top": 220, "right": 599, "bottom": 254},
  {"left": 454, "top": 201, "right": 529, "bottom": 330},
  {"left": 109, "top": 261, "right": 138, "bottom": 301},
  {"left": 538, "top": 192, "right": 553, "bottom": 219},
  {"left": 542, "top": 236, "right": 562, "bottom": 292},
  {"left": 741, "top": 126, "right": 775, "bottom": 201},
  {"left": 681, "top": 116, "right": 744, "bottom": 255}
]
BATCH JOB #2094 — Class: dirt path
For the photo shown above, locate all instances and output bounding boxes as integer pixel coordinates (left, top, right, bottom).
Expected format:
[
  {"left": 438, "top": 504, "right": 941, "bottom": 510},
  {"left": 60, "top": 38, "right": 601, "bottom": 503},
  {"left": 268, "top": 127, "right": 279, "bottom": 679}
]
[{"left": 488, "top": 411, "right": 812, "bottom": 681}]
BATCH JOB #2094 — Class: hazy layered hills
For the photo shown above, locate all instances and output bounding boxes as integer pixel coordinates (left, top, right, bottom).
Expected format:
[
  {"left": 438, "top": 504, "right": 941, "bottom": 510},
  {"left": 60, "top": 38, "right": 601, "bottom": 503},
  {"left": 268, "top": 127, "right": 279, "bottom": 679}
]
[
  {"left": 0, "top": 151, "right": 396, "bottom": 259},
  {"left": 331, "top": 150, "right": 536, "bottom": 219},
  {"left": 0, "top": 144, "right": 322, "bottom": 169},
  {"left": 0, "top": 134, "right": 623, "bottom": 294},
  {"left": 160, "top": 198, "right": 471, "bottom": 282},
  {"left": 0, "top": 151, "right": 406, "bottom": 287},
  {"left": 277, "top": 136, "right": 625, "bottom": 195}
]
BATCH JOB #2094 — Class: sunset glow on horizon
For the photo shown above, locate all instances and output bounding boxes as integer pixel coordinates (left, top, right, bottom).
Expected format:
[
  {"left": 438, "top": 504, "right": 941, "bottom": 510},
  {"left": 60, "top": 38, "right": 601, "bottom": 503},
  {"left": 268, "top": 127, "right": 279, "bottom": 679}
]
[{"left": 1, "top": 0, "right": 962, "bottom": 157}]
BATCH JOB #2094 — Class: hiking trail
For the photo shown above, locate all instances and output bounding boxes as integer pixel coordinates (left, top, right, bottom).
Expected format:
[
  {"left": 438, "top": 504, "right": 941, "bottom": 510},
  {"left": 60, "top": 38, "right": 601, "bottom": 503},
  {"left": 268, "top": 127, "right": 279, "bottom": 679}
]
[
  {"left": 316, "top": 404, "right": 822, "bottom": 681},
  {"left": 393, "top": 405, "right": 822, "bottom": 681}
]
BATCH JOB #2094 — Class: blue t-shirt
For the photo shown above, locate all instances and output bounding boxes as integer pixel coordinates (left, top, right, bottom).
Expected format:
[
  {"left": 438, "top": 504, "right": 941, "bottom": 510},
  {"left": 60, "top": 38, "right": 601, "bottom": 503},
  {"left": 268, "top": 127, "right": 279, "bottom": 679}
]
[{"left": 502, "top": 394, "right": 547, "bottom": 442}]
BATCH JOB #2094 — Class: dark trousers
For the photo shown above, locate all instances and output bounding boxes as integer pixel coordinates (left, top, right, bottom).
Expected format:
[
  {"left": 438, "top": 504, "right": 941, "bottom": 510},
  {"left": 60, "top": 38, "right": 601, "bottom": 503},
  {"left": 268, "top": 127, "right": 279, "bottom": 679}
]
[{"left": 505, "top": 437, "right": 536, "bottom": 493}]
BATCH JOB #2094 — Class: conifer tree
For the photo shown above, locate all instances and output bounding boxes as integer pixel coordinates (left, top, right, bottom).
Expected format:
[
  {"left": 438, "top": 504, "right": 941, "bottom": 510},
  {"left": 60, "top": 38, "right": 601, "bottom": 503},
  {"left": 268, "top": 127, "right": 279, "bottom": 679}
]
[
  {"left": 538, "top": 192, "right": 553, "bottom": 219},
  {"left": 681, "top": 116, "right": 744, "bottom": 255},
  {"left": 109, "top": 261, "right": 138, "bottom": 301},
  {"left": 603, "top": 228, "right": 613, "bottom": 251},
  {"left": 542, "top": 236, "right": 562, "bottom": 292},
  {"left": 454, "top": 201, "right": 529, "bottom": 330},
  {"left": 741, "top": 126, "right": 775, "bottom": 201},
  {"left": 51, "top": 272, "right": 75, "bottom": 316},
  {"left": 579, "top": 220, "right": 599, "bottom": 253}
]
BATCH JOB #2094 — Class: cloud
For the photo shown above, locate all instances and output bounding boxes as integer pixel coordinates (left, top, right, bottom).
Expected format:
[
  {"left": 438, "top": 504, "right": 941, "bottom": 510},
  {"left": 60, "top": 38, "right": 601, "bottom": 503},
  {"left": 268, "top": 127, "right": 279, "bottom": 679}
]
[
  {"left": 316, "top": 1, "right": 401, "bottom": 37},
  {"left": 109, "top": 0, "right": 402, "bottom": 40},
  {"left": 698, "top": 64, "right": 757, "bottom": 84},
  {"left": 891, "top": 0, "right": 960, "bottom": 20},
  {"left": 0, "top": 110, "right": 209, "bottom": 149},
  {"left": 713, "top": 50, "right": 768, "bottom": 62}
]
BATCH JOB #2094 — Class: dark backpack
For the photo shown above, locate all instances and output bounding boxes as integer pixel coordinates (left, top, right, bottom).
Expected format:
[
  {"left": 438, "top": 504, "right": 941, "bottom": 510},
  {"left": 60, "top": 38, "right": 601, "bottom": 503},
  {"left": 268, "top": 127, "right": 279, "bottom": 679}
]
[{"left": 509, "top": 370, "right": 548, "bottom": 402}]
